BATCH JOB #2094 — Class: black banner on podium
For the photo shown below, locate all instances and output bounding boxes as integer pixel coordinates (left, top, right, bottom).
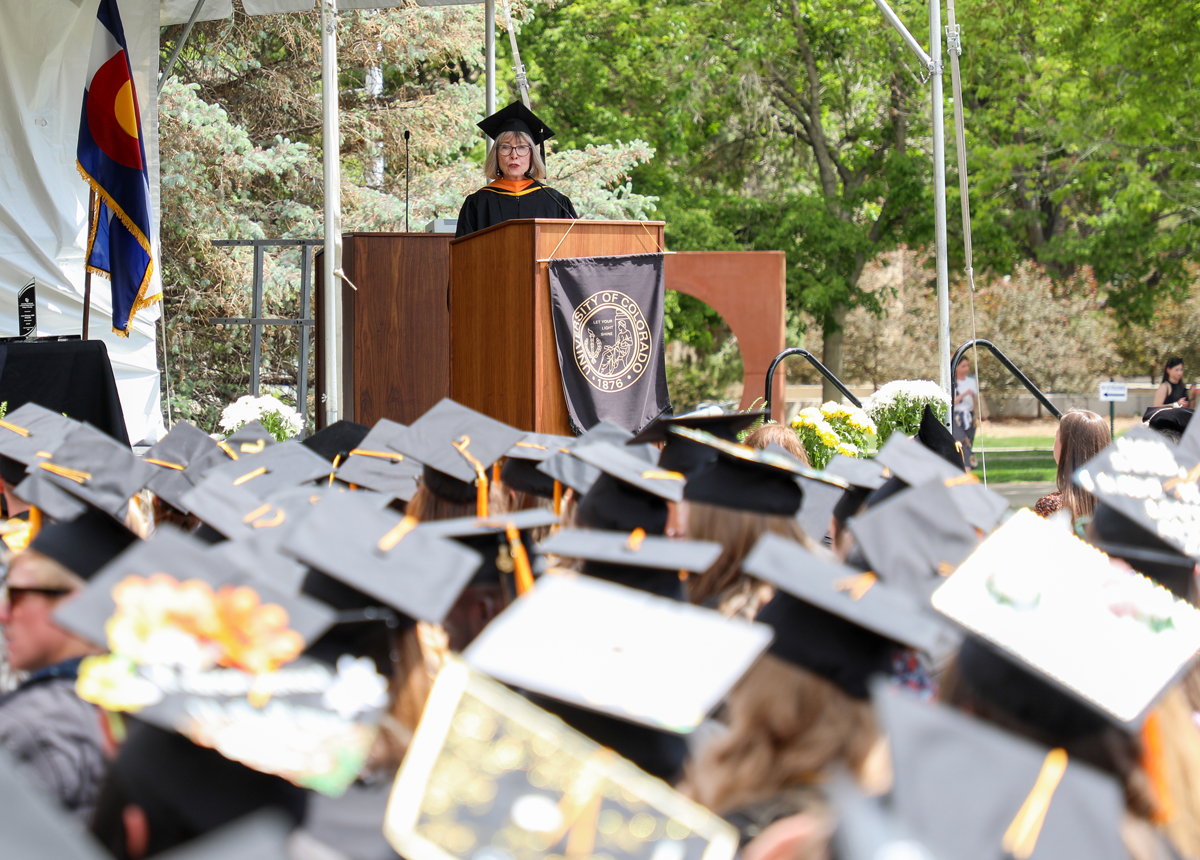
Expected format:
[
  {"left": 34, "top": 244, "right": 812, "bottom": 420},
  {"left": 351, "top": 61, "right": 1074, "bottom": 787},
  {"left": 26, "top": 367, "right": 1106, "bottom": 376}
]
[{"left": 548, "top": 253, "right": 670, "bottom": 435}]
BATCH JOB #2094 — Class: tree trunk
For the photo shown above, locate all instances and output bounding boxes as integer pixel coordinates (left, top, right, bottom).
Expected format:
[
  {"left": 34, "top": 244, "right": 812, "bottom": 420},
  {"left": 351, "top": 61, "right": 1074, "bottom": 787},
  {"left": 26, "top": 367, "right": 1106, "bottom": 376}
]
[{"left": 821, "top": 303, "right": 848, "bottom": 403}]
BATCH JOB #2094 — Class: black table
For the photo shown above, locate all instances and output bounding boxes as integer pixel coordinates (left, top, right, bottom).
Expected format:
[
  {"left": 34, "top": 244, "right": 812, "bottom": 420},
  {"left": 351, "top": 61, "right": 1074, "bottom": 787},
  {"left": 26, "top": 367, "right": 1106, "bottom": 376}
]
[{"left": 0, "top": 340, "right": 129, "bottom": 446}]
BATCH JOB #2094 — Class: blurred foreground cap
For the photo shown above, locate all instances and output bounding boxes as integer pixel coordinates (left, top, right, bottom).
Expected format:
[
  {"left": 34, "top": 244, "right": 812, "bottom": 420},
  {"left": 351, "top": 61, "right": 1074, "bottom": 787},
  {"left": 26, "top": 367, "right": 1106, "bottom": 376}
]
[
  {"left": 464, "top": 573, "right": 772, "bottom": 733},
  {"left": 0, "top": 746, "right": 109, "bottom": 859},
  {"left": 28, "top": 507, "right": 138, "bottom": 581},
  {"left": 0, "top": 402, "right": 79, "bottom": 468},
  {"left": 932, "top": 508, "right": 1200, "bottom": 727}
]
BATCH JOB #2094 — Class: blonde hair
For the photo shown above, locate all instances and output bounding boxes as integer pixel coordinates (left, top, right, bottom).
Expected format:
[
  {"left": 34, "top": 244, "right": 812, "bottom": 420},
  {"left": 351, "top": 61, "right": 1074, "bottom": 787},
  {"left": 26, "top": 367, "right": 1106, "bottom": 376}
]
[
  {"left": 682, "top": 654, "right": 882, "bottom": 814},
  {"left": 686, "top": 501, "right": 814, "bottom": 608},
  {"left": 8, "top": 549, "right": 85, "bottom": 593},
  {"left": 744, "top": 422, "right": 810, "bottom": 465},
  {"left": 483, "top": 131, "right": 547, "bottom": 181}
]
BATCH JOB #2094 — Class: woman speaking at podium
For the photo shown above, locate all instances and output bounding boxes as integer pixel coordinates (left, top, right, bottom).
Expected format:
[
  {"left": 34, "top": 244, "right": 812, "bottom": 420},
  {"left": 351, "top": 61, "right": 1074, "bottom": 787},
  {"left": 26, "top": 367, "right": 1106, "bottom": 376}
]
[{"left": 454, "top": 102, "right": 579, "bottom": 238}]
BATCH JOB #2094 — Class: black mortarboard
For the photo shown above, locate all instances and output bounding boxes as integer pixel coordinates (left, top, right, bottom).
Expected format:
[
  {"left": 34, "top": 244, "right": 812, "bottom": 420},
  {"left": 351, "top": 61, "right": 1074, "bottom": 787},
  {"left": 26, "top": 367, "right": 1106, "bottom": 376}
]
[
  {"left": 414, "top": 507, "right": 560, "bottom": 586},
  {"left": 301, "top": 419, "right": 370, "bottom": 464},
  {"left": 916, "top": 403, "right": 965, "bottom": 470},
  {"left": 628, "top": 410, "right": 767, "bottom": 475},
  {"left": 153, "top": 810, "right": 295, "bottom": 860},
  {"left": 539, "top": 527, "right": 722, "bottom": 575},
  {"left": 333, "top": 418, "right": 421, "bottom": 501},
  {"left": 873, "top": 429, "right": 963, "bottom": 488},
  {"left": 932, "top": 508, "right": 1200, "bottom": 728},
  {"left": 676, "top": 427, "right": 846, "bottom": 516},
  {"left": 390, "top": 399, "right": 523, "bottom": 501},
  {"left": 571, "top": 443, "right": 676, "bottom": 535},
  {"left": 827, "top": 455, "right": 891, "bottom": 527},
  {"left": 27, "top": 507, "right": 138, "bottom": 580},
  {"left": 1145, "top": 404, "right": 1193, "bottom": 436},
  {"left": 0, "top": 746, "right": 109, "bottom": 859},
  {"left": 176, "top": 476, "right": 311, "bottom": 541},
  {"left": 13, "top": 470, "right": 88, "bottom": 520},
  {"left": 500, "top": 432, "right": 576, "bottom": 498},
  {"left": 182, "top": 421, "right": 276, "bottom": 482},
  {"left": 849, "top": 479, "right": 981, "bottom": 601},
  {"left": 383, "top": 657, "right": 740, "bottom": 860},
  {"left": 199, "top": 441, "right": 332, "bottom": 499},
  {"left": 477, "top": 100, "right": 555, "bottom": 145},
  {"left": 1075, "top": 426, "right": 1200, "bottom": 561},
  {"left": 464, "top": 573, "right": 772, "bottom": 732},
  {"left": 286, "top": 491, "right": 483, "bottom": 624},
  {"left": 877, "top": 683, "right": 1131, "bottom": 860},
  {"left": 0, "top": 403, "right": 79, "bottom": 481},
  {"left": 1086, "top": 501, "right": 1196, "bottom": 599},
  {"left": 33, "top": 423, "right": 155, "bottom": 518},
  {"left": 143, "top": 421, "right": 220, "bottom": 513},
  {"left": 536, "top": 420, "right": 656, "bottom": 494},
  {"left": 569, "top": 441, "right": 686, "bottom": 501},
  {"left": 744, "top": 534, "right": 942, "bottom": 698},
  {"left": 505, "top": 432, "right": 577, "bottom": 462}
]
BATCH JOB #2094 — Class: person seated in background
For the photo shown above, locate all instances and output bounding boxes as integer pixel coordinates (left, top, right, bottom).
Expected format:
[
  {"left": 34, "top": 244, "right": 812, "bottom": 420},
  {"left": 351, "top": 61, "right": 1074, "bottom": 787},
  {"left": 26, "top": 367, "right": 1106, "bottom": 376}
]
[
  {"left": 1033, "top": 409, "right": 1109, "bottom": 520},
  {"left": 454, "top": 102, "right": 578, "bottom": 238},
  {"left": 1154, "top": 357, "right": 1196, "bottom": 408}
]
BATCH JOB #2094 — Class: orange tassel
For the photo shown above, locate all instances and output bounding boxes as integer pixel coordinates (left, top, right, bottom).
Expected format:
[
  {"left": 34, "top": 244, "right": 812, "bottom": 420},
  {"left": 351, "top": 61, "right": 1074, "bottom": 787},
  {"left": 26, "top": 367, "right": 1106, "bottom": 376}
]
[
  {"left": 553, "top": 480, "right": 562, "bottom": 516},
  {"left": 506, "top": 523, "right": 535, "bottom": 595},
  {"left": 1142, "top": 710, "right": 1175, "bottom": 824}
]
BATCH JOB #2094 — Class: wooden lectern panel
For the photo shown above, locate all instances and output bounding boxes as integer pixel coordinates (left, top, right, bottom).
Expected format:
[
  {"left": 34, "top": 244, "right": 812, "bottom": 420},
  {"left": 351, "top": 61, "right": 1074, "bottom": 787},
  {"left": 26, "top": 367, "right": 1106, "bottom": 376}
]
[{"left": 450, "top": 219, "right": 664, "bottom": 434}]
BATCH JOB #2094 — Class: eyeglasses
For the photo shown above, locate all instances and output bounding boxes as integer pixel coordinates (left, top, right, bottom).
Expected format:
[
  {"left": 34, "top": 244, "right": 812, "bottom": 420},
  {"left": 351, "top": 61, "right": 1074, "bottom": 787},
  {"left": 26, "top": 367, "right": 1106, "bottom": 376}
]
[
  {"left": 497, "top": 144, "right": 532, "bottom": 156},
  {"left": 1, "top": 583, "right": 71, "bottom": 605}
]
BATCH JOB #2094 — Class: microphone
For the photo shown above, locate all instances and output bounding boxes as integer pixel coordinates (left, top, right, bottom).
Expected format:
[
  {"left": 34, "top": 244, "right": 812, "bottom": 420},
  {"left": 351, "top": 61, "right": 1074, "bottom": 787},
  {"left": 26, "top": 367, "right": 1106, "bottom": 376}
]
[{"left": 404, "top": 130, "right": 411, "bottom": 232}]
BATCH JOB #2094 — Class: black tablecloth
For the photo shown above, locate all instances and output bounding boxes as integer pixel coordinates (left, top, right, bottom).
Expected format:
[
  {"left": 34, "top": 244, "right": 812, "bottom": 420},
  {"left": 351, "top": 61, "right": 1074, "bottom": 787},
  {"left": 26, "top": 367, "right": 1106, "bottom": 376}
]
[{"left": 0, "top": 341, "right": 129, "bottom": 446}]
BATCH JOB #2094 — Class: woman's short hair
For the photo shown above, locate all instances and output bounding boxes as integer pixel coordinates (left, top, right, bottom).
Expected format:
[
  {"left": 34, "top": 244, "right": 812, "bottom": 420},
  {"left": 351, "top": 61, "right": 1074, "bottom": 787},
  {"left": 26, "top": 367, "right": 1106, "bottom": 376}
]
[
  {"left": 1163, "top": 356, "right": 1184, "bottom": 384},
  {"left": 482, "top": 130, "right": 547, "bottom": 182},
  {"left": 743, "top": 422, "right": 810, "bottom": 465},
  {"left": 1055, "top": 409, "right": 1109, "bottom": 520}
]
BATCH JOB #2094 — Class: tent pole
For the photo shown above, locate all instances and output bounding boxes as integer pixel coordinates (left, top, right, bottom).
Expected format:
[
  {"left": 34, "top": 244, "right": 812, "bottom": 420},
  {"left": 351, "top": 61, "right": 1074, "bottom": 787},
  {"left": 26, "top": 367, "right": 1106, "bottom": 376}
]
[
  {"left": 320, "top": 0, "right": 343, "bottom": 425},
  {"left": 82, "top": 189, "right": 94, "bottom": 340},
  {"left": 929, "top": 0, "right": 952, "bottom": 426},
  {"left": 158, "top": 0, "right": 208, "bottom": 96},
  {"left": 485, "top": 0, "right": 496, "bottom": 125}
]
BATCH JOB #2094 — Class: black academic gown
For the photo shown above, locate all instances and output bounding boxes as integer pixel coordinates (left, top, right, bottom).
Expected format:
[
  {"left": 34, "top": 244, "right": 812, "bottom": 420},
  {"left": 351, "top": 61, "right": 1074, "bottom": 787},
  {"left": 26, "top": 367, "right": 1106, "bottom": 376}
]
[{"left": 454, "top": 182, "right": 579, "bottom": 238}]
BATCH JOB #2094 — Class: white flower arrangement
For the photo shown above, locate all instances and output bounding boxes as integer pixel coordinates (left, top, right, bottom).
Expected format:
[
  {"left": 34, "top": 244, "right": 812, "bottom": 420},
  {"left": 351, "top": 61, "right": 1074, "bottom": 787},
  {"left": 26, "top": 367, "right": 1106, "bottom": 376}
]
[
  {"left": 791, "top": 402, "right": 873, "bottom": 469},
  {"left": 863, "top": 380, "right": 951, "bottom": 445},
  {"left": 218, "top": 393, "right": 303, "bottom": 442}
]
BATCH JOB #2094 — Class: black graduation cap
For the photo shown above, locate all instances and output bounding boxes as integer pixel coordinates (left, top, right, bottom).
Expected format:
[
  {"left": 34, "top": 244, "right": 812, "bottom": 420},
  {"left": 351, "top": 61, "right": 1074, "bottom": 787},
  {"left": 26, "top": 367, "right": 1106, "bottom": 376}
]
[
  {"left": 931, "top": 508, "right": 1200, "bottom": 728},
  {"left": 627, "top": 410, "right": 767, "bottom": 475},
  {"left": 570, "top": 441, "right": 686, "bottom": 501},
  {"left": 877, "top": 683, "right": 1131, "bottom": 860},
  {"left": 743, "top": 533, "right": 944, "bottom": 698},
  {"left": 332, "top": 418, "right": 421, "bottom": 502},
  {"left": 0, "top": 402, "right": 79, "bottom": 485},
  {"left": 284, "top": 491, "right": 484, "bottom": 624},
  {"left": 199, "top": 441, "right": 332, "bottom": 499},
  {"left": 301, "top": 419, "right": 370, "bottom": 464},
  {"left": 27, "top": 506, "right": 138, "bottom": 581},
  {"left": 848, "top": 479, "right": 982, "bottom": 602},
  {"left": 570, "top": 442, "right": 677, "bottom": 535},
  {"left": 1144, "top": 404, "right": 1193, "bottom": 437},
  {"left": 824, "top": 453, "right": 889, "bottom": 491},
  {"left": 536, "top": 420, "right": 654, "bottom": 494},
  {"left": 675, "top": 426, "right": 846, "bottom": 517},
  {"left": 414, "top": 507, "right": 560, "bottom": 587},
  {"left": 0, "top": 745, "right": 110, "bottom": 859},
  {"left": 31, "top": 423, "right": 155, "bottom": 518},
  {"left": 389, "top": 399, "right": 524, "bottom": 502},
  {"left": 539, "top": 527, "right": 722, "bottom": 575},
  {"left": 873, "top": 429, "right": 964, "bottom": 488},
  {"left": 150, "top": 809, "right": 295, "bottom": 860},
  {"left": 182, "top": 421, "right": 276, "bottom": 482},
  {"left": 916, "top": 403, "right": 965, "bottom": 470},
  {"left": 383, "top": 657, "right": 741, "bottom": 860},
  {"left": 463, "top": 572, "right": 773, "bottom": 733},
  {"left": 500, "top": 432, "right": 576, "bottom": 499},
  {"left": 143, "top": 421, "right": 220, "bottom": 513},
  {"left": 13, "top": 470, "right": 88, "bottom": 520},
  {"left": 1075, "top": 425, "right": 1200, "bottom": 562},
  {"left": 1085, "top": 501, "right": 1197, "bottom": 599},
  {"left": 477, "top": 100, "right": 555, "bottom": 145},
  {"left": 176, "top": 476, "right": 307, "bottom": 541}
]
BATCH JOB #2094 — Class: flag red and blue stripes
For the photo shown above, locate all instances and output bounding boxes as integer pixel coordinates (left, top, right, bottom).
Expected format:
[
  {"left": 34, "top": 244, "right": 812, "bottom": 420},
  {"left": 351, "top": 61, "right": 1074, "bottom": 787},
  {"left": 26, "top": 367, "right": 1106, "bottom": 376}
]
[{"left": 77, "top": 0, "right": 158, "bottom": 336}]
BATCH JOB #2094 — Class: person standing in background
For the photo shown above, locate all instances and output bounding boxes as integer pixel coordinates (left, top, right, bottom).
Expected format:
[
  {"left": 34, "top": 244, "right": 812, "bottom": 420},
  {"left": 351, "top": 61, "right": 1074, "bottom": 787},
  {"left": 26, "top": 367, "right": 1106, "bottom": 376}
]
[{"left": 952, "top": 356, "right": 979, "bottom": 469}]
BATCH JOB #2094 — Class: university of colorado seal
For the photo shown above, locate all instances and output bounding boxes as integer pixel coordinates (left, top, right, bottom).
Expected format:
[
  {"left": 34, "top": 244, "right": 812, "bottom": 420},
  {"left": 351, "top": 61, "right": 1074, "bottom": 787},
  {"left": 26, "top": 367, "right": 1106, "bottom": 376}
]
[{"left": 571, "top": 290, "right": 653, "bottom": 392}]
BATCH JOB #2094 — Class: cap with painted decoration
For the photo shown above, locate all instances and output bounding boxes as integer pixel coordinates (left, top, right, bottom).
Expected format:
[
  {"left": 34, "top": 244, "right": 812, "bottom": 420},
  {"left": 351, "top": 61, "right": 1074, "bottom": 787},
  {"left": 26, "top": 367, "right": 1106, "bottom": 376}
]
[
  {"left": 476, "top": 100, "right": 555, "bottom": 145},
  {"left": 27, "top": 507, "right": 138, "bottom": 581},
  {"left": 383, "top": 656, "right": 740, "bottom": 860},
  {"left": 627, "top": 409, "right": 767, "bottom": 475},
  {"left": 285, "top": 490, "right": 484, "bottom": 625},
  {"left": 53, "top": 527, "right": 391, "bottom": 797},
  {"left": 33, "top": 423, "right": 155, "bottom": 519},
  {"left": 877, "top": 682, "right": 1131, "bottom": 860},
  {"left": 536, "top": 420, "right": 658, "bottom": 496},
  {"left": 333, "top": 418, "right": 421, "bottom": 502},
  {"left": 199, "top": 441, "right": 332, "bottom": 499},
  {"left": 464, "top": 573, "right": 772, "bottom": 733},
  {"left": 675, "top": 426, "right": 847, "bottom": 517},
  {"left": 849, "top": 479, "right": 981, "bottom": 601},
  {"left": 1075, "top": 425, "right": 1200, "bottom": 561},
  {"left": 742, "top": 533, "right": 945, "bottom": 698},
  {"left": 0, "top": 403, "right": 79, "bottom": 485},
  {"left": 1085, "top": 501, "right": 1197, "bottom": 600},
  {"left": 389, "top": 399, "right": 523, "bottom": 505},
  {"left": 302, "top": 419, "right": 370, "bottom": 464},
  {"left": 142, "top": 420, "right": 220, "bottom": 513},
  {"left": 500, "top": 431, "right": 576, "bottom": 499},
  {"left": 931, "top": 508, "right": 1200, "bottom": 728}
]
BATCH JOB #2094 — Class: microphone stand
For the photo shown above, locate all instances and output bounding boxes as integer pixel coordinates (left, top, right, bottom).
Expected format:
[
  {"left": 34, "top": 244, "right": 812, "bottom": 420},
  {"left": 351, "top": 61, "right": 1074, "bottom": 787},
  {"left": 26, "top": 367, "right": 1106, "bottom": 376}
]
[{"left": 404, "top": 130, "right": 410, "bottom": 232}]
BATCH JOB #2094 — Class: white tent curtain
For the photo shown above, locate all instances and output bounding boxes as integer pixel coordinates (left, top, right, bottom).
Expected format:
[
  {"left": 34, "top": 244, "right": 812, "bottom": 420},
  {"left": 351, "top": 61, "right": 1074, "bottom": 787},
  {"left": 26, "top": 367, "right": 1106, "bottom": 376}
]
[{"left": 0, "top": 0, "right": 163, "bottom": 444}]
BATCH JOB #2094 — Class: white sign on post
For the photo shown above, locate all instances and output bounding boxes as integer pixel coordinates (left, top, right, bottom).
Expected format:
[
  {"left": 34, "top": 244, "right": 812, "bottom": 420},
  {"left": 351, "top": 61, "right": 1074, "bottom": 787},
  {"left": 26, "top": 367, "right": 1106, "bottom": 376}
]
[{"left": 1099, "top": 382, "right": 1128, "bottom": 402}]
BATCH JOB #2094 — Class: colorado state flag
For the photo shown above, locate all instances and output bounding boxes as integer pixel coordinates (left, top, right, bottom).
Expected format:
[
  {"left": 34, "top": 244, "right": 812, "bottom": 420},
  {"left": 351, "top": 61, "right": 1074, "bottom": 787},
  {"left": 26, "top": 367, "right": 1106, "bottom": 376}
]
[{"left": 77, "top": 0, "right": 159, "bottom": 336}]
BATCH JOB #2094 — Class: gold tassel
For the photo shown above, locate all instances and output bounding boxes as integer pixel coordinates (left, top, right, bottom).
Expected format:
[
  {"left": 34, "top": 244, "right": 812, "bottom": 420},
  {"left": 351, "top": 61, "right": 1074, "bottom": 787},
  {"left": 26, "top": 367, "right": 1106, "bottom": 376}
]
[{"left": 506, "top": 523, "right": 535, "bottom": 595}]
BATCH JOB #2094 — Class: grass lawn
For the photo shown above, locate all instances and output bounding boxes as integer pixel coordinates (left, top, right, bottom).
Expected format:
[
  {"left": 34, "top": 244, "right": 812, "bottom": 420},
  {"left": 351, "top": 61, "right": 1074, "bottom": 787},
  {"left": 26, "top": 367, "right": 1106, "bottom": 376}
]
[{"left": 972, "top": 433, "right": 1056, "bottom": 483}]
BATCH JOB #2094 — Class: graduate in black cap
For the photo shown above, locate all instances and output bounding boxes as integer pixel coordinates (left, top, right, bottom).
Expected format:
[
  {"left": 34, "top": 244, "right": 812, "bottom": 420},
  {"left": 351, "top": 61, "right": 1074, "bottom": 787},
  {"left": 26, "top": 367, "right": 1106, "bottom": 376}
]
[{"left": 454, "top": 101, "right": 578, "bottom": 238}]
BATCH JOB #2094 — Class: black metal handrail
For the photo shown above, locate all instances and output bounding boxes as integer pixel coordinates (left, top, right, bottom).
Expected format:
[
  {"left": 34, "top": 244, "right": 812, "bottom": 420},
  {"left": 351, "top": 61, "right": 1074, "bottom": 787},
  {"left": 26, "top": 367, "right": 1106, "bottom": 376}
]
[
  {"left": 951, "top": 339, "right": 1062, "bottom": 420},
  {"left": 764, "top": 348, "right": 862, "bottom": 414}
]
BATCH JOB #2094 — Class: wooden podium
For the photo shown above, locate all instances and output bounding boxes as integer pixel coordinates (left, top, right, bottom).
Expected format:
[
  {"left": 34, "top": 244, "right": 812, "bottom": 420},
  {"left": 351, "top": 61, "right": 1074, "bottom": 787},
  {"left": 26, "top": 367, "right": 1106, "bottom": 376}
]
[{"left": 449, "top": 219, "right": 665, "bottom": 435}]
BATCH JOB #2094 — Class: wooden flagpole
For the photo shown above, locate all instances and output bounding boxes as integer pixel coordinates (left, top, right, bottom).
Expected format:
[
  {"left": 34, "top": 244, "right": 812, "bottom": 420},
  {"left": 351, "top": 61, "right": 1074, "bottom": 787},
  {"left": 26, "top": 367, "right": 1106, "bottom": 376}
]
[{"left": 82, "top": 189, "right": 94, "bottom": 340}]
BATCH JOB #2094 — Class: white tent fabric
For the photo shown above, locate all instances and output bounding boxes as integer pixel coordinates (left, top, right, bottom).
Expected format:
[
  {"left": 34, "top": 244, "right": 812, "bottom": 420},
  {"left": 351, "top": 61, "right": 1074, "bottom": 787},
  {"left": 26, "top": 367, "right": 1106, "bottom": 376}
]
[{"left": 0, "top": 0, "right": 164, "bottom": 444}]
